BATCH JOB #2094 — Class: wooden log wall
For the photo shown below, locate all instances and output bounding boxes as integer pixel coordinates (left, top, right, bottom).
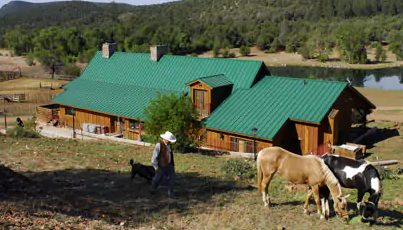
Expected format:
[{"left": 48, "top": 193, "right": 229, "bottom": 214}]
[
  {"left": 36, "top": 106, "right": 52, "bottom": 123},
  {"left": 59, "top": 106, "right": 114, "bottom": 132},
  {"left": 294, "top": 123, "right": 319, "bottom": 155},
  {"left": 205, "top": 130, "right": 272, "bottom": 152},
  {"left": 124, "top": 119, "right": 140, "bottom": 140},
  {"left": 330, "top": 91, "right": 354, "bottom": 143}
]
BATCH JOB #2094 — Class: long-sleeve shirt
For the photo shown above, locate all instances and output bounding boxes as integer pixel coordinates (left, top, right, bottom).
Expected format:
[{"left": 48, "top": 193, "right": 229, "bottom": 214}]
[{"left": 151, "top": 142, "right": 172, "bottom": 170}]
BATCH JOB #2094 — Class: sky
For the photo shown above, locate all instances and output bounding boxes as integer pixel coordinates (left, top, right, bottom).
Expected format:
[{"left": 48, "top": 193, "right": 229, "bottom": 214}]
[{"left": 0, "top": 0, "right": 179, "bottom": 9}]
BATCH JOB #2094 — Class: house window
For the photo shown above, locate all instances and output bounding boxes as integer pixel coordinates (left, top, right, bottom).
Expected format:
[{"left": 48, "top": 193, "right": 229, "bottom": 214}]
[
  {"left": 245, "top": 140, "right": 254, "bottom": 153},
  {"left": 129, "top": 120, "right": 142, "bottom": 131},
  {"left": 230, "top": 137, "right": 239, "bottom": 151},
  {"left": 65, "top": 107, "right": 75, "bottom": 116}
]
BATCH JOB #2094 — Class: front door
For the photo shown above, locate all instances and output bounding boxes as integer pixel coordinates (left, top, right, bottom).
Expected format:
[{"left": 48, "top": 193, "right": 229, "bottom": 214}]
[{"left": 194, "top": 89, "right": 209, "bottom": 117}]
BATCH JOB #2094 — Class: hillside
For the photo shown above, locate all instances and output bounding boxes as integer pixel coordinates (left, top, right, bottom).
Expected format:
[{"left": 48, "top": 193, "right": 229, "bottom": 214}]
[
  {"left": 0, "top": 1, "right": 34, "bottom": 17},
  {"left": 2, "top": 0, "right": 403, "bottom": 69},
  {"left": 0, "top": 0, "right": 133, "bottom": 29}
]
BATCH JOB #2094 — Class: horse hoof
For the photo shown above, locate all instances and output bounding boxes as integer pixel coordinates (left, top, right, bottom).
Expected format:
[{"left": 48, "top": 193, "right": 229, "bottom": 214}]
[{"left": 303, "top": 209, "right": 310, "bottom": 215}]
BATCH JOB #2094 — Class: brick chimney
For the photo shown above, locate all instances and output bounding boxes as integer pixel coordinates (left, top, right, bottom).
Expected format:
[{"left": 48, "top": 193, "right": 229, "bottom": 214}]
[
  {"left": 102, "top": 42, "right": 117, "bottom": 58},
  {"left": 150, "top": 45, "right": 168, "bottom": 61}
]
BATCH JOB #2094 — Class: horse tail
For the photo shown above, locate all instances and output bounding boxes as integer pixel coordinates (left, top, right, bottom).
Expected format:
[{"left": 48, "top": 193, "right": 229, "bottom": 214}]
[
  {"left": 129, "top": 159, "right": 134, "bottom": 166},
  {"left": 257, "top": 152, "right": 263, "bottom": 193}
]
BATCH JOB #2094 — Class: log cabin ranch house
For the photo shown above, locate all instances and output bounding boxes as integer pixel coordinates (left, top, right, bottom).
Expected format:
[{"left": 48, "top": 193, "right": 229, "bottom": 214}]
[{"left": 38, "top": 42, "right": 375, "bottom": 155}]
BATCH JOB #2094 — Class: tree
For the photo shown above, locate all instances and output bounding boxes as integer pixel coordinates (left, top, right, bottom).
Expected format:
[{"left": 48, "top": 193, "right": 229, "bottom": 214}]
[
  {"left": 374, "top": 42, "right": 387, "bottom": 62},
  {"left": 144, "top": 92, "right": 204, "bottom": 152},
  {"left": 335, "top": 25, "right": 368, "bottom": 64},
  {"left": 239, "top": 45, "right": 251, "bottom": 56}
]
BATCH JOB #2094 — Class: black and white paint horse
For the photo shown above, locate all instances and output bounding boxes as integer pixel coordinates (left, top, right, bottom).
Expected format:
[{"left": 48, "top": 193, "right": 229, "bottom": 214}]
[{"left": 319, "top": 154, "right": 382, "bottom": 222}]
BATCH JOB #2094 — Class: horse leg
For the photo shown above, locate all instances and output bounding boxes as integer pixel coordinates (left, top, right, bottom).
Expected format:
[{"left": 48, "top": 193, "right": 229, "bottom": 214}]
[
  {"left": 356, "top": 190, "right": 365, "bottom": 214},
  {"left": 312, "top": 186, "right": 325, "bottom": 220},
  {"left": 325, "top": 196, "right": 330, "bottom": 218},
  {"left": 261, "top": 172, "right": 275, "bottom": 207},
  {"left": 304, "top": 188, "right": 313, "bottom": 214}
]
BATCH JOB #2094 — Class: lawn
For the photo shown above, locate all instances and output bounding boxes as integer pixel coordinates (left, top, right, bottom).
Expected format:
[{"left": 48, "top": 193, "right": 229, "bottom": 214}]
[{"left": 0, "top": 121, "right": 402, "bottom": 230}]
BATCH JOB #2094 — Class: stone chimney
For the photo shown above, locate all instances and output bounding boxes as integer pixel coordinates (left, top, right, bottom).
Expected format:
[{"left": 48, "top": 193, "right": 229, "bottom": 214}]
[
  {"left": 150, "top": 45, "right": 168, "bottom": 61},
  {"left": 102, "top": 42, "right": 118, "bottom": 58}
]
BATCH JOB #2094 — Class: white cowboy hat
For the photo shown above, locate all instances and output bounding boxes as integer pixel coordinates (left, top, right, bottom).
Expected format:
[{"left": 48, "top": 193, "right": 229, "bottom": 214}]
[{"left": 160, "top": 131, "right": 176, "bottom": 143}]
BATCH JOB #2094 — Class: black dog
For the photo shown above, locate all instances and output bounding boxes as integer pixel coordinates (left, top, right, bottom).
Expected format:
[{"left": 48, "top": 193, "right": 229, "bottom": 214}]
[{"left": 129, "top": 159, "right": 155, "bottom": 184}]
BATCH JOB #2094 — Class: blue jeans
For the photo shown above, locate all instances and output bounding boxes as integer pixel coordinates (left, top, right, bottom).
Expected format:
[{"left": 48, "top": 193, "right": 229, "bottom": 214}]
[{"left": 150, "top": 165, "right": 175, "bottom": 196}]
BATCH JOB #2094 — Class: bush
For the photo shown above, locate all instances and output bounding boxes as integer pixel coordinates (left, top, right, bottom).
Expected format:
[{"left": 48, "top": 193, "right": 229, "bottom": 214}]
[
  {"left": 213, "top": 46, "right": 220, "bottom": 58},
  {"left": 298, "top": 45, "right": 314, "bottom": 59},
  {"left": 221, "top": 158, "right": 256, "bottom": 181},
  {"left": 222, "top": 48, "right": 229, "bottom": 58},
  {"left": 239, "top": 46, "right": 251, "bottom": 56},
  {"left": 61, "top": 64, "right": 81, "bottom": 77},
  {"left": 8, "top": 127, "right": 40, "bottom": 138},
  {"left": 228, "top": 52, "right": 236, "bottom": 58},
  {"left": 285, "top": 44, "right": 296, "bottom": 53},
  {"left": 375, "top": 166, "right": 395, "bottom": 180},
  {"left": 25, "top": 53, "right": 35, "bottom": 66}
]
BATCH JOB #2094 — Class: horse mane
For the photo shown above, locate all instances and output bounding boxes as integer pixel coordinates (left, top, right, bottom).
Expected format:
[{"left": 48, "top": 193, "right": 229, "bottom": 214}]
[{"left": 318, "top": 158, "right": 341, "bottom": 194}]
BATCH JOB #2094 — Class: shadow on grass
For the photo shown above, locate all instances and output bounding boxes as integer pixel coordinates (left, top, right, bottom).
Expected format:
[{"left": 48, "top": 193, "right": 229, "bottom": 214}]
[
  {"left": 350, "top": 126, "right": 400, "bottom": 150},
  {"left": 341, "top": 201, "right": 403, "bottom": 227},
  {"left": 1, "top": 167, "right": 252, "bottom": 227},
  {"left": 375, "top": 208, "right": 403, "bottom": 227}
]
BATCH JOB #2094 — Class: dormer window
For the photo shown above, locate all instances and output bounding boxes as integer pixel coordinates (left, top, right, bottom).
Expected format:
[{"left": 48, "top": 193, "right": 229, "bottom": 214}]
[{"left": 185, "top": 74, "right": 233, "bottom": 119}]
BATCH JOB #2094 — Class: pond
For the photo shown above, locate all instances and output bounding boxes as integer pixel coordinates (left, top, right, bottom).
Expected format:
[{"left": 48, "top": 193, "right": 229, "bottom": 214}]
[{"left": 267, "top": 66, "right": 403, "bottom": 90}]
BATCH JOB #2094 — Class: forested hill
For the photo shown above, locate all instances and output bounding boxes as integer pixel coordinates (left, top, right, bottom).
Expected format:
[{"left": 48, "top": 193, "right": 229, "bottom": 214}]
[
  {"left": 0, "top": 1, "right": 133, "bottom": 28},
  {"left": 1, "top": 0, "right": 403, "bottom": 74}
]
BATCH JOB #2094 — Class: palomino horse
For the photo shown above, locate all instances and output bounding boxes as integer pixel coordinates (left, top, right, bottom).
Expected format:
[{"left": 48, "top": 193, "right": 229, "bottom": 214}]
[
  {"left": 257, "top": 146, "right": 350, "bottom": 221},
  {"left": 316, "top": 154, "right": 382, "bottom": 223}
]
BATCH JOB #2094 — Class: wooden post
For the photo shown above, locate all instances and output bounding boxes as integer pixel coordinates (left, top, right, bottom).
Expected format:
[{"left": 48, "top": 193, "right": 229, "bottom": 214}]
[
  {"left": 72, "top": 108, "right": 76, "bottom": 138},
  {"left": 4, "top": 112, "right": 7, "bottom": 130}
]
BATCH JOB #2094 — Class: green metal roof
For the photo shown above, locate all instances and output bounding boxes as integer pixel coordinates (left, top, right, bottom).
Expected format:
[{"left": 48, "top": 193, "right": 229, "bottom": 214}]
[
  {"left": 195, "top": 74, "right": 233, "bottom": 88},
  {"left": 63, "top": 51, "right": 263, "bottom": 91},
  {"left": 205, "top": 76, "right": 348, "bottom": 140},
  {"left": 52, "top": 79, "right": 179, "bottom": 120}
]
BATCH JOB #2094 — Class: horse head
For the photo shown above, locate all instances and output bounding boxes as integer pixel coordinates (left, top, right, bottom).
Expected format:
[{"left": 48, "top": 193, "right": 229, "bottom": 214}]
[
  {"left": 362, "top": 194, "right": 380, "bottom": 222},
  {"left": 334, "top": 194, "right": 350, "bottom": 222}
]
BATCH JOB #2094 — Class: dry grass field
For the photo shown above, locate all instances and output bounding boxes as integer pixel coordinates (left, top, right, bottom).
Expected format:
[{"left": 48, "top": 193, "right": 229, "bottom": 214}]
[
  {"left": 199, "top": 46, "right": 403, "bottom": 70},
  {"left": 0, "top": 121, "right": 402, "bottom": 230}
]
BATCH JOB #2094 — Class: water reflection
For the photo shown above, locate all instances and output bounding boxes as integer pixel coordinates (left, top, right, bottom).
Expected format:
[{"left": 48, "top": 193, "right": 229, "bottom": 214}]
[
  {"left": 364, "top": 75, "right": 403, "bottom": 90},
  {"left": 268, "top": 66, "right": 403, "bottom": 90}
]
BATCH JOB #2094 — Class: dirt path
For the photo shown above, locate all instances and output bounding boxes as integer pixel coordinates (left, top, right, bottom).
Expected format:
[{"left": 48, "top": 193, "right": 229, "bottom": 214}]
[{"left": 200, "top": 46, "right": 403, "bottom": 69}]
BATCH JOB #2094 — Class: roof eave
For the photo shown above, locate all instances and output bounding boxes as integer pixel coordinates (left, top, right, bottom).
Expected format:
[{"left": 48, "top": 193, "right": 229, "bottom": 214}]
[{"left": 206, "top": 127, "right": 274, "bottom": 142}]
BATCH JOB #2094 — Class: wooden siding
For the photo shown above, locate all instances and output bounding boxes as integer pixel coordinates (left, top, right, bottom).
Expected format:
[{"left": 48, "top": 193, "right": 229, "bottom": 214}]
[
  {"left": 205, "top": 130, "right": 272, "bottom": 152},
  {"left": 188, "top": 82, "right": 211, "bottom": 117},
  {"left": 294, "top": 123, "right": 319, "bottom": 155},
  {"left": 124, "top": 119, "right": 142, "bottom": 140},
  {"left": 59, "top": 106, "right": 115, "bottom": 132},
  {"left": 330, "top": 90, "right": 355, "bottom": 144}
]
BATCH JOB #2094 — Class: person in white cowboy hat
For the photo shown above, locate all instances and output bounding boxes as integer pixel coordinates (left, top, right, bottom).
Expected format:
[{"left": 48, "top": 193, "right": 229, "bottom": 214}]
[{"left": 150, "top": 131, "right": 177, "bottom": 197}]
